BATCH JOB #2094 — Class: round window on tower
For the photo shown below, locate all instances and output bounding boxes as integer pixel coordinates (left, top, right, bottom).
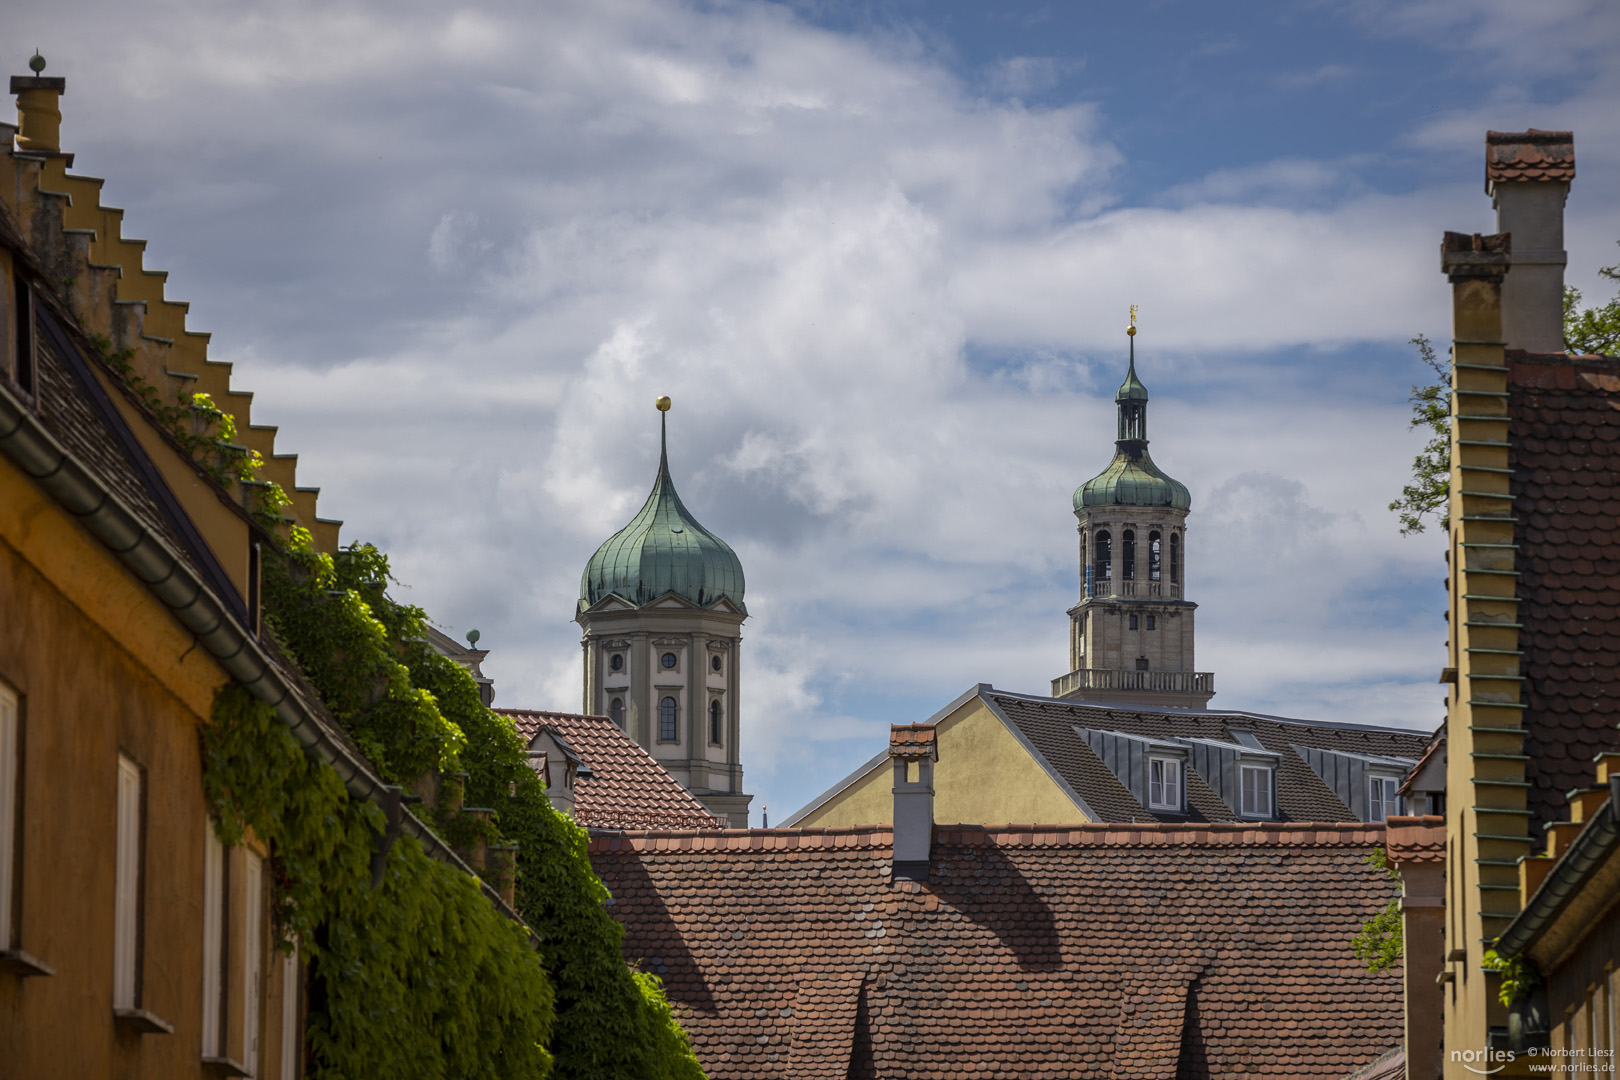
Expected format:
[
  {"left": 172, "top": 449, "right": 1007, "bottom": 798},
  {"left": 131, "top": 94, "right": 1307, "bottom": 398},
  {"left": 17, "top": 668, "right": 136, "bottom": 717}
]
[
  {"left": 609, "top": 653, "right": 624, "bottom": 672},
  {"left": 661, "top": 652, "right": 678, "bottom": 670},
  {"left": 711, "top": 654, "right": 722, "bottom": 672}
]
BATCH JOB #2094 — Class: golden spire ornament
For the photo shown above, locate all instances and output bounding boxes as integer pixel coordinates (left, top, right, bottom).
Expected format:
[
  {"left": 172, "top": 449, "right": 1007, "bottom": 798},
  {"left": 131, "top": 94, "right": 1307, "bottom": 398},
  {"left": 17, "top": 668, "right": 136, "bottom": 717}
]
[{"left": 1127, "top": 305, "right": 1138, "bottom": 337}]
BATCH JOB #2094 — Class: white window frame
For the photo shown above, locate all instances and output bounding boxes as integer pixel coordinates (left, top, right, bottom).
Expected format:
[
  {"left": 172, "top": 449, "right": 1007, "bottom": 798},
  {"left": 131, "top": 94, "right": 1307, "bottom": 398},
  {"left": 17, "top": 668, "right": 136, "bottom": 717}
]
[
  {"left": 243, "top": 850, "right": 265, "bottom": 1076},
  {"left": 1238, "top": 763, "right": 1272, "bottom": 819},
  {"left": 201, "top": 820, "right": 227, "bottom": 1058},
  {"left": 1147, "top": 757, "right": 1182, "bottom": 811},
  {"left": 0, "top": 684, "right": 17, "bottom": 951},
  {"left": 114, "top": 754, "right": 143, "bottom": 1009},
  {"left": 1368, "top": 775, "right": 1401, "bottom": 823}
]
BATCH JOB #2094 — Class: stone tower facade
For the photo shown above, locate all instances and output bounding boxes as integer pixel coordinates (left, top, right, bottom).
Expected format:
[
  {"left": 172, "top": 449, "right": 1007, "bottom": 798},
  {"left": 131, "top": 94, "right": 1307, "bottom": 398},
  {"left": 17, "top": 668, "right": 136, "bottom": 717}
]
[
  {"left": 1052, "top": 327, "right": 1215, "bottom": 708},
  {"left": 577, "top": 400, "right": 753, "bottom": 826}
]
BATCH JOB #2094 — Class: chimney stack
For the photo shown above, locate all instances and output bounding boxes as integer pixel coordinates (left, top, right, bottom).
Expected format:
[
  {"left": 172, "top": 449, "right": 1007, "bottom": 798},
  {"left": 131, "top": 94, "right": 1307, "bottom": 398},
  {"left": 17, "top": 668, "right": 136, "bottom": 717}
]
[
  {"left": 1486, "top": 130, "right": 1575, "bottom": 354},
  {"left": 11, "top": 53, "right": 65, "bottom": 156},
  {"left": 889, "top": 723, "right": 937, "bottom": 882}
]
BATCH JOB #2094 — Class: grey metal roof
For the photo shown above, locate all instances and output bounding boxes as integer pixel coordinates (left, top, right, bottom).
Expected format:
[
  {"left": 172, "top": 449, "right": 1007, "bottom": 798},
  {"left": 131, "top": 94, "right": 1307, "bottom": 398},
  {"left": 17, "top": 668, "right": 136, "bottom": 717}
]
[{"left": 579, "top": 427, "right": 746, "bottom": 614}]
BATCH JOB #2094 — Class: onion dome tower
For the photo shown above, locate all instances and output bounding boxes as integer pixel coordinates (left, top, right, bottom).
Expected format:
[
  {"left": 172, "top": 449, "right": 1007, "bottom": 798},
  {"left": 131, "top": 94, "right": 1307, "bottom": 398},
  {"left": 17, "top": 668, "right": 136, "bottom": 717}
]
[
  {"left": 577, "top": 397, "right": 753, "bottom": 826},
  {"left": 1052, "top": 312, "right": 1214, "bottom": 708}
]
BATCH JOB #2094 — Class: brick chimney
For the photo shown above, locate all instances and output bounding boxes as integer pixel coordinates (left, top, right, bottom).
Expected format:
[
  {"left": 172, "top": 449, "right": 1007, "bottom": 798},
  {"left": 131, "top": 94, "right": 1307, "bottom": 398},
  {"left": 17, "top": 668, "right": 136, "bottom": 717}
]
[
  {"left": 1486, "top": 130, "right": 1575, "bottom": 354},
  {"left": 889, "top": 723, "right": 937, "bottom": 882},
  {"left": 11, "top": 54, "right": 66, "bottom": 157}
]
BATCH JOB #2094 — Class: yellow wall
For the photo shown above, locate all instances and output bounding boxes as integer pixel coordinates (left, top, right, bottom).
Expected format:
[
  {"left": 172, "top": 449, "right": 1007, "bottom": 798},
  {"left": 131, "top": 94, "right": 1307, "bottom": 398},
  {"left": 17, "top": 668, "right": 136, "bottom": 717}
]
[{"left": 798, "top": 697, "right": 1086, "bottom": 828}]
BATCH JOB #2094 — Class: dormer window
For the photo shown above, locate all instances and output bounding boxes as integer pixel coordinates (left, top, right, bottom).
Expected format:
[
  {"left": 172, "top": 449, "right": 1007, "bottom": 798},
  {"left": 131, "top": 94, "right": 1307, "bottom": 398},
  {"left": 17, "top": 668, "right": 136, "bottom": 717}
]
[
  {"left": 1239, "top": 764, "right": 1273, "bottom": 818},
  {"left": 1368, "top": 775, "right": 1400, "bottom": 823},
  {"left": 1147, "top": 757, "right": 1181, "bottom": 811}
]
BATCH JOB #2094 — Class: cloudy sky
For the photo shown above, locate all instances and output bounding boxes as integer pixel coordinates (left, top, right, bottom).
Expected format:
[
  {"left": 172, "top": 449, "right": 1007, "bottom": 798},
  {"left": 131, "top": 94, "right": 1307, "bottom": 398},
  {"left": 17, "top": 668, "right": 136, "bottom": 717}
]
[{"left": 18, "top": 0, "right": 1620, "bottom": 823}]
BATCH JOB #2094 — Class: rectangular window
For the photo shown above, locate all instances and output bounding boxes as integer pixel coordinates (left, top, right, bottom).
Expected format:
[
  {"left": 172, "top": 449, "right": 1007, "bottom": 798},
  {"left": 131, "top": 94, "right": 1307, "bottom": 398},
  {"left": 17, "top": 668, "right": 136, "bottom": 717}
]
[
  {"left": 114, "top": 754, "right": 144, "bottom": 1009},
  {"left": 1146, "top": 615, "right": 1156, "bottom": 630},
  {"left": 243, "top": 851, "right": 265, "bottom": 1076},
  {"left": 1239, "top": 764, "right": 1272, "bottom": 818},
  {"left": 1147, "top": 758, "right": 1181, "bottom": 811},
  {"left": 202, "top": 821, "right": 228, "bottom": 1058},
  {"left": 0, "top": 683, "right": 17, "bottom": 950},
  {"left": 1368, "top": 776, "right": 1400, "bottom": 823},
  {"left": 12, "top": 275, "right": 35, "bottom": 397}
]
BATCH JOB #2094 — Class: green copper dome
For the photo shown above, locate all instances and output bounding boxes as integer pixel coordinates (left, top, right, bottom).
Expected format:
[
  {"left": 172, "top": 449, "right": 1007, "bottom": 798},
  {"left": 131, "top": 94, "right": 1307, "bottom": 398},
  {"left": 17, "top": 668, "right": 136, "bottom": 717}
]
[
  {"left": 1074, "top": 337, "right": 1191, "bottom": 511},
  {"left": 579, "top": 419, "right": 746, "bottom": 614}
]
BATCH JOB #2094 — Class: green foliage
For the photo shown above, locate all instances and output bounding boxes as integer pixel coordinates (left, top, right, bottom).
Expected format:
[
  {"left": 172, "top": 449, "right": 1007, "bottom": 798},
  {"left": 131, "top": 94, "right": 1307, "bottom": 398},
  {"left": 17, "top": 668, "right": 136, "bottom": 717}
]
[
  {"left": 88, "top": 336, "right": 289, "bottom": 529},
  {"left": 1388, "top": 335, "right": 1451, "bottom": 536},
  {"left": 1351, "top": 847, "right": 1404, "bottom": 975},
  {"left": 203, "top": 685, "right": 555, "bottom": 1079},
  {"left": 258, "top": 529, "right": 706, "bottom": 1079},
  {"left": 1482, "top": 948, "right": 1542, "bottom": 1008},
  {"left": 1565, "top": 242, "right": 1620, "bottom": 356}
]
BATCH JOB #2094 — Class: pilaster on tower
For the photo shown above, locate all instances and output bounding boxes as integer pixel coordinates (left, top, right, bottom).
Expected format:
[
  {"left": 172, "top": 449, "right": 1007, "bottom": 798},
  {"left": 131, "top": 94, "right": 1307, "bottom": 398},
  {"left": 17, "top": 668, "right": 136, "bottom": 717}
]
[{"left": 1052, "top": 317, "right": 1214, "bottom": 709}]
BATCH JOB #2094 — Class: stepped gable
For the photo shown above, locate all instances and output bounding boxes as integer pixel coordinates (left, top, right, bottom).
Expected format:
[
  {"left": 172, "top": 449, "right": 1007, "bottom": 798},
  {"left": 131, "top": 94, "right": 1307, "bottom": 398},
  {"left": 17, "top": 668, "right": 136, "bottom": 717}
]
[
  {"left": 1508, "top": 356, "right": 1620, "bottom": 831},
  {"left": 589, "top": 823, "right": 1402, "bottom": 1079},
  {"left": 991, "top": 695, "right": 1430, "bottom": 823},
  {"left": 500, "top": 708, "right": 722, "bottom": 830},
  {"left": 2, "top": 97, "right": 341, "bottom": 552}
]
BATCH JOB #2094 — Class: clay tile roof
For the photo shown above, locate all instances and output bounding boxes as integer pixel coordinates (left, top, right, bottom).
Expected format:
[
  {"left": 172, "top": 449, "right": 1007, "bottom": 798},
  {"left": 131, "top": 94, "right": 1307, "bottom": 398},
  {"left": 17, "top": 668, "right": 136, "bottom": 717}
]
[
  {"left": 1508, "top": 357, "right": 1620, "bottom": 829},
  {"left": 1384, "top": 816, "right": 1445, "bottom": 864},
  {"left": 590, "top": 822, "right": 1401, "bottom": 1078},
  {"left": 888, "top": 723, "right": 937, "bottom": 757},
  {"left": 1485, "top": 129, "right": 1575, "bottom": 186},
  {"left": 498, "top": 708, "right": 722, "bottom": 830}
]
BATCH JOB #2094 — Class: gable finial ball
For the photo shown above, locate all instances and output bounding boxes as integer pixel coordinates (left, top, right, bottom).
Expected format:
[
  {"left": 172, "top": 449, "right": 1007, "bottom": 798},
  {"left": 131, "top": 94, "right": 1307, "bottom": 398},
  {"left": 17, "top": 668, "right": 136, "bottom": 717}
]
[
  {"left": 28, "top": 51, "right": 45, "bottom": 74},
  {"left": 655, "top": 395, "right": 671, "bottom": 412}
]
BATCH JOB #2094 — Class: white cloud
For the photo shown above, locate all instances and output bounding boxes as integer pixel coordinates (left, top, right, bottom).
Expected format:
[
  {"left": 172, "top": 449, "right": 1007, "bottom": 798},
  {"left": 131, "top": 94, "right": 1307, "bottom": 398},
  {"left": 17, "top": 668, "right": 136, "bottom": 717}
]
[{"left": 15, "top": 0, "right": 1616, "bottom": 821}]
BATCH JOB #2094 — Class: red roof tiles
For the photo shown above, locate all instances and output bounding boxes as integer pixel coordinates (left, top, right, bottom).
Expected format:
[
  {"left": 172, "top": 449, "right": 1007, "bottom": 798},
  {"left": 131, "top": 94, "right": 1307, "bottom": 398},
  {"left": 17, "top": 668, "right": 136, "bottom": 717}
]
[
  {"left": 590, "top": 823, "right": 1401, "bottom": 1077},
  {"left": 888, "top": 723, "right": 937, "bottom": 757},
  {"left": 1486, "top": 130, "right": 1575, "bottom": 186},
  {"left": 1508, "top": 357, "right": 1620, "bottom": 830},
  {"left": 1384, "top": 816, "right": 1445, "bottom": 865},
  {"left": 499, "top": 708, "right": 722, "bottom": 830}
]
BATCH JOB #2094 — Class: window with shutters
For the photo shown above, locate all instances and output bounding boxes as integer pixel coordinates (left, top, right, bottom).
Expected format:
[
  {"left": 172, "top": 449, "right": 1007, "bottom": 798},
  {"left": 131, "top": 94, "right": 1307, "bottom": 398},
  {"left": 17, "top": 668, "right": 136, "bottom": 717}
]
[
  {"left": 243, "top": 851, "right": 265, "bottom": 1076},
  {"left": 114, "top": 754, "right": 144, "bottom": 1010},
  {"left": 201, "top": 821, "right": 228, "bottom": 1059}
]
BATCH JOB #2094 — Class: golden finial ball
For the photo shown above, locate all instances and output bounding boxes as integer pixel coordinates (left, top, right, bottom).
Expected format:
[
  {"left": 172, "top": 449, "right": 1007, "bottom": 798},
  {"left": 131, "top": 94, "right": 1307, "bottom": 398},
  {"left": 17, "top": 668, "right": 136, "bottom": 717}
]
[
  {"left": 655, "top": 395, "right": 672, "bottom": 412},
  {"left": 1126, "top": 325, "right": 1136, "bottom": 337}
]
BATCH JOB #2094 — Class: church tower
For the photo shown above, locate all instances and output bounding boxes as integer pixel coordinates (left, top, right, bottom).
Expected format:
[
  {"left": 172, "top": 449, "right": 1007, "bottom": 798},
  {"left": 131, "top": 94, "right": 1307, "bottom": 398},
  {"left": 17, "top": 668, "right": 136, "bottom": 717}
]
[
  {"left": 1052, "top": 317, "right": 1215, "bottom": 708},
  {"left": 577, "top": 397, "right": 753, "bottom": 826}
]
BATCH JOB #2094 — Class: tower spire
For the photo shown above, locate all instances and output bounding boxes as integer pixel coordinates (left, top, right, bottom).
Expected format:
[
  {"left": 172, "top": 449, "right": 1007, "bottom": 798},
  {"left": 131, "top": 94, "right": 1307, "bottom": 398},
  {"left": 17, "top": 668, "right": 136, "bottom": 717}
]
[{"left": 656, "top": 394, "right": 671, "bottom": 476}]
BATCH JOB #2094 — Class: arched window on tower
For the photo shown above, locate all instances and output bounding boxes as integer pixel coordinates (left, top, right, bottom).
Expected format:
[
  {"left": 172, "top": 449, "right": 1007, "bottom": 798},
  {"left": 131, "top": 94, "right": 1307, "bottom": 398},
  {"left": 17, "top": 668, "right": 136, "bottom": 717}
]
[
  {"left": 1148, "top": 531, "right": 1162, "bottom": 581},
  {"left": 1122, "top": 530, "right": 1136, "bottom": 580},
  {"left": 710, "top": 699, "right": 723, "bottom": 746},
  {"left": 659, "top": 697, "right": 678, "bottom": 741},
  {"left": 1094, "top": 530, "right": 1112, "bottom": 580},
  {"left": 1170, "top": 533, "right": 1181, "bottom": 584},
  {"left": 610, "top": 697, "right": 624, "bottom": 728}
]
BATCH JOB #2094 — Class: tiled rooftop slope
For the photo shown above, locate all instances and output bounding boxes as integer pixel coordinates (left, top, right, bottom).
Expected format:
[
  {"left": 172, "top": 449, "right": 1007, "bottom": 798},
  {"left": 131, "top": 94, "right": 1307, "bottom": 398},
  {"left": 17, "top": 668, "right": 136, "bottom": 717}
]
[
  {"left": 591, "top": 823, "right": 1402, "bottom": 1078},
  {"left": 500, "top": 708, "right": 722, "bottom": 830},
  {"left": 1485, "top": 129, "right": 1576, "bottom": 185},
  {"left": 1509, "top": 356, "right": 1620, "bottom": 830}
]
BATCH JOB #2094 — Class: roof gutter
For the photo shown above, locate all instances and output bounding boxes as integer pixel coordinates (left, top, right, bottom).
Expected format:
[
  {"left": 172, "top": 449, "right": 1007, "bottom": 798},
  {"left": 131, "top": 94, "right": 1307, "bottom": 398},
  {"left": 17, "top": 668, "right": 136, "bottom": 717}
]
[
  {"left": 0, "top": 382, "right": 523, "bottom": 924},
  {"left": 1494, "top": 776, "right": 1620, "bottom": 958}
]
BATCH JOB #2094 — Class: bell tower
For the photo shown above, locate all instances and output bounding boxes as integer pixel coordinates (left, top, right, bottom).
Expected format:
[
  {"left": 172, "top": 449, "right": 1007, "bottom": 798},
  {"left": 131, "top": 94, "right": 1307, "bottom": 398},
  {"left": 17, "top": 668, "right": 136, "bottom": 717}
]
[
  {"left": 577, "top": 397, "right": 753, "bottom": 826},
  {"left": 1052, "top": 313, "right": 1215, "bottom": 708}
]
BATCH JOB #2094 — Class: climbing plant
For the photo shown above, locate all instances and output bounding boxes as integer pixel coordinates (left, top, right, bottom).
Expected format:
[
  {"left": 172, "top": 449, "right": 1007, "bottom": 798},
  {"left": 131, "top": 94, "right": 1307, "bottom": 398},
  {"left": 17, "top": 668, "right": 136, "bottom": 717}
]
[
  {"left": 204, "top": 685, "right": 555, "bottom": 1079},
  {"left": 1350, "top": 847, "right": 1403, "bottom": 975},
  {"left": 255, "top": 528, "right": 705, "bottom": 1080},
  {"left": 1482, "top": 948, "right": 1542, "bottom": 1008}
]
